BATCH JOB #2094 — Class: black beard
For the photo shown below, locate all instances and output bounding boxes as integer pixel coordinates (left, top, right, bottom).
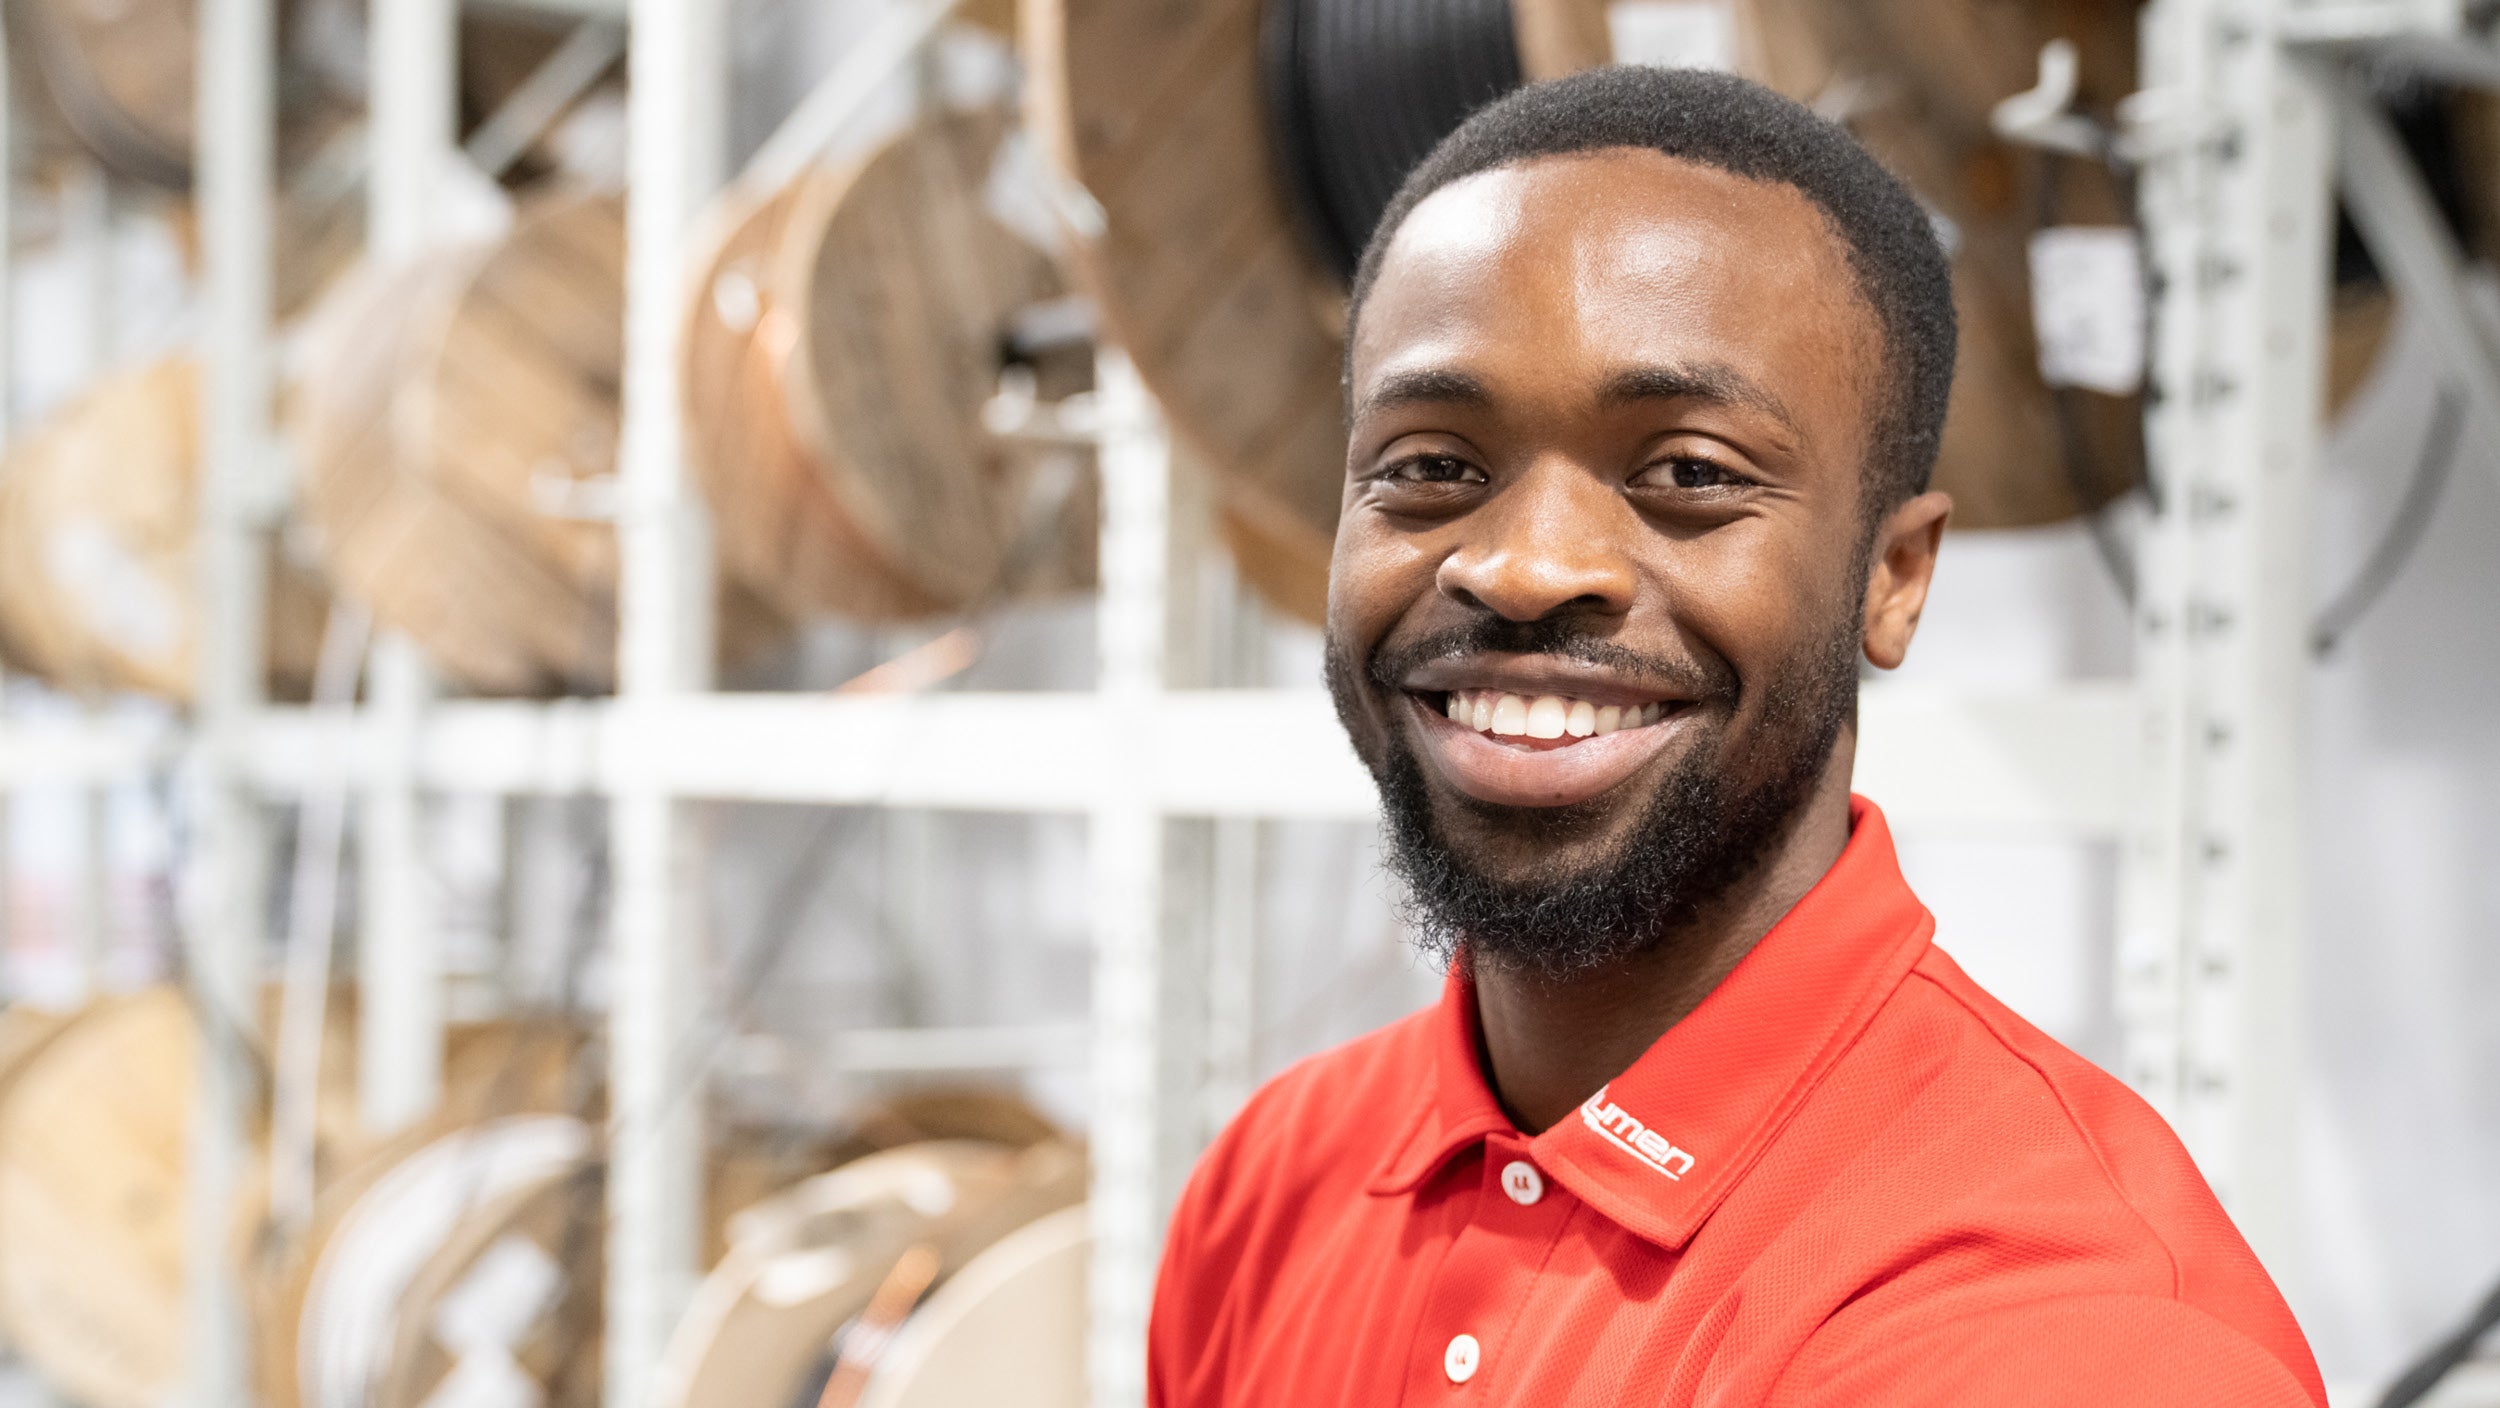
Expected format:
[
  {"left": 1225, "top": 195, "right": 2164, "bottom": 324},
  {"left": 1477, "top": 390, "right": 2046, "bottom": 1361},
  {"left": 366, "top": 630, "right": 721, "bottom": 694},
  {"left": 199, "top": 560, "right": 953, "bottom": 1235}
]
[{"left": 1327, "top": 610, "right": 1862, "bottom": 983}]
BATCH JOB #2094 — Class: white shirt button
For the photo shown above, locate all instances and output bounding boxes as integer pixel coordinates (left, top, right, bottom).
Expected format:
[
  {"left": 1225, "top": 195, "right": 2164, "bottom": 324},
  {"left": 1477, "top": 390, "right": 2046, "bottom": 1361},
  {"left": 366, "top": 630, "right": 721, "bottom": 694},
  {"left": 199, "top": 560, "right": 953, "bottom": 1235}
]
[
  {"left": 1500, "top": 1159, "right": 1544, "bottom": 1206},
  {"left": 1443, "top": 1332, "right": 1480, "bottom": 1383}
]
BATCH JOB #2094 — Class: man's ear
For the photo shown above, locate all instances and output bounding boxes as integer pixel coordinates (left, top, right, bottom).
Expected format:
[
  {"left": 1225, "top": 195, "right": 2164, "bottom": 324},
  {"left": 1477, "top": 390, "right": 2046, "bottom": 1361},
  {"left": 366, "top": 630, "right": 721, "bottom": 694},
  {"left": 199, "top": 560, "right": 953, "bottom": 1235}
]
[{"left": 1861, "top": 491, "right": 1951, "bottom": 670}]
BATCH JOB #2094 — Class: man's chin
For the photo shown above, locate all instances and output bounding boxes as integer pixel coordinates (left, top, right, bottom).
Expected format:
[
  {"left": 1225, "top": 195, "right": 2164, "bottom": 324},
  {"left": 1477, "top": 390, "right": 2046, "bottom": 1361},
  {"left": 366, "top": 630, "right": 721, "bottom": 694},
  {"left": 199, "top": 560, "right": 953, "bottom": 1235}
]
[{"left": 1428, "top": 789, "right": 1640, "bottom": 877}]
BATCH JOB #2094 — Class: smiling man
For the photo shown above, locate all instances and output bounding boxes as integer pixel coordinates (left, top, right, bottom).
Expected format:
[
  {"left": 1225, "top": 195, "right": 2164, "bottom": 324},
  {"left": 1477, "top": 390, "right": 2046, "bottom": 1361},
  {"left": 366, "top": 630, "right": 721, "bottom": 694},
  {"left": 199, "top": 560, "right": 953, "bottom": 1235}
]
[{"left": 1145, "top": 67, "right": 2324, "bottom": 1406}]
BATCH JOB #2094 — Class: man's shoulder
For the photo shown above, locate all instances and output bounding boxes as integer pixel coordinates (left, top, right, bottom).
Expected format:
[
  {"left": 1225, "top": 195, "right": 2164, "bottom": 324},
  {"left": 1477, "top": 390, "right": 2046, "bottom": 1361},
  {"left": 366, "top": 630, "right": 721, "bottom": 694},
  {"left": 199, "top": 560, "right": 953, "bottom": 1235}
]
[
  {"left": 1769, "top": 941, "right": 2322, "bottom": 1400},
  {"left": 1889, "top": 942, "right": 2238, "bottom": 1226}
]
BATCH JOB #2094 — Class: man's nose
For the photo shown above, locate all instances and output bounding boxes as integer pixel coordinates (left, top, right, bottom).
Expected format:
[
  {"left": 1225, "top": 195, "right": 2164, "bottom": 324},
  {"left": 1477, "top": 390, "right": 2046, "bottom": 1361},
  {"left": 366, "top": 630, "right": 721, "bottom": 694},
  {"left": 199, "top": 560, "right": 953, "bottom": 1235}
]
[{"left": 1434, "top": 461, "right": 1637, "bottom": 623}]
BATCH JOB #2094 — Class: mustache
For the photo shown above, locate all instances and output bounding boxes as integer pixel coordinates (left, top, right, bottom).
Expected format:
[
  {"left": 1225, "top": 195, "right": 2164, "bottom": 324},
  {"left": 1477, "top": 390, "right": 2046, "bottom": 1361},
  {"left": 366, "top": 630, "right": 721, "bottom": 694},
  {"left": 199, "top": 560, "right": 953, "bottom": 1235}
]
[{"left": 1363, "top": 615, "right": 1735, "bottom": 701}]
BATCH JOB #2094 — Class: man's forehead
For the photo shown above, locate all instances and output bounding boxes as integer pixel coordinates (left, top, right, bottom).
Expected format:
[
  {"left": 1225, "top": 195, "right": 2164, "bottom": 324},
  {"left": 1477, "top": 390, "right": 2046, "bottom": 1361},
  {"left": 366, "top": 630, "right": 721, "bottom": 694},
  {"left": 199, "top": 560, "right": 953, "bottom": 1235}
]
[
  {"left": 1385, "top": 147, "right": 1813, "bottom": 253},
  {"left": 1350, "top": 147, "right": 1873, "bottom": 408}
]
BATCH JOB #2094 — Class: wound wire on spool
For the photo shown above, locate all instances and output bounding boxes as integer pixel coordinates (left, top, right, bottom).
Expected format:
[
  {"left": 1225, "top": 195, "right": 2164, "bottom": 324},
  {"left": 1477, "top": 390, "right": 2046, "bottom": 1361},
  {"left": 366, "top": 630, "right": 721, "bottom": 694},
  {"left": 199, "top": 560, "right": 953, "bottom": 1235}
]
[{"left": 1261, "top": 0, "right": 1524, "bottom": 282}]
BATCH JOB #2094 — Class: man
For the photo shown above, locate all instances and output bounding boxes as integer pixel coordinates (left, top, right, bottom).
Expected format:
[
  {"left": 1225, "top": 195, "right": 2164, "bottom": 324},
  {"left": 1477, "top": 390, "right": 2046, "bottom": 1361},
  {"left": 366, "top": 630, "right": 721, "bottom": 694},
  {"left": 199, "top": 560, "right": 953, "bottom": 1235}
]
[{"left": 1146, "top": 66, "right": 2324, "bottom": 1405}]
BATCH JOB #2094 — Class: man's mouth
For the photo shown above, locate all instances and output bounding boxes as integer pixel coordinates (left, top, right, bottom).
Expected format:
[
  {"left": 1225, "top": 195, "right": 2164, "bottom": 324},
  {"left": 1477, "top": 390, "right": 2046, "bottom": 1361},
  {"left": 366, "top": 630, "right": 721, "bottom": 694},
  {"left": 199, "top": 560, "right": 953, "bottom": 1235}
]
[
  {"left": 1433, "top": 689, "right": 1675, "bottom": 744},
  {"left": 1402, "top": 689, "right": 1695, "bottom": 808}
]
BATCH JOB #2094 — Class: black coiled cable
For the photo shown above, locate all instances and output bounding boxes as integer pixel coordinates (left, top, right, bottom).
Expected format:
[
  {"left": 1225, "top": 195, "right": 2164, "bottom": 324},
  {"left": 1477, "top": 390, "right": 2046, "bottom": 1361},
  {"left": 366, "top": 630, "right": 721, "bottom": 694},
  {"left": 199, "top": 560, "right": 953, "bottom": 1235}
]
[{"left": 1262, "top": 0, "right": 1524, "bottom": 283}]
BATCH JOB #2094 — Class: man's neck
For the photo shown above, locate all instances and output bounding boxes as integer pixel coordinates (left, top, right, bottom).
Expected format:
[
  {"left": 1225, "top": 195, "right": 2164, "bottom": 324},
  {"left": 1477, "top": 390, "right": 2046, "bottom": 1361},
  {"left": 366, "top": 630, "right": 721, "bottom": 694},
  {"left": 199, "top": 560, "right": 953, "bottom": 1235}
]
[{"left": 1469, "top": 749, "right": 1859, "bottom": 1135}]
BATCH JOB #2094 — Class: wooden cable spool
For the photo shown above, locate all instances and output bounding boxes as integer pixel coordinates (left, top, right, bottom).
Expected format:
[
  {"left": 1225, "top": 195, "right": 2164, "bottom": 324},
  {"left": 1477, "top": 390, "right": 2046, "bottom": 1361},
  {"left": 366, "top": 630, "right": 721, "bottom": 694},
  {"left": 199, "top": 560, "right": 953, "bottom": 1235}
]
[
  {"left": 1508, "top": 0, "right": 2396, "bottom": 432},
  {"left": 293, "top": 1113, "right": 600, "bottom": 1408},
  {"left": 0, "top": 987, "right": 376, "bottom": 1408},
  {"left": 1027, "top": 0, "right": 2182, "bottom": 613},
  {"left": 12, "top": 0, "right": 597, "bottom": 191},
  {"left": 371, "top": 1154, "right": 607, "bottom": 1408},
  {"left": 685, "top": 105, "right": 1097, "bottom": 628},
  {"left": 0, "top": 357, "right": 329, "bottom": 700},
  {"left": 248, "top": 1020, "right": 592, "bottom": 1408},
  {"left": 0, "top": 989, "right": 200, "bottom": 1408},
  {"left": 854, "top": 1202, "right": 1089, "bottom": 1408},
  {"left": 1025, "top": 0, "right": 1343, "bottom": 623},
  {"left": 0, "top": 982, "right": 583, "bottom": 1408},
  {"left": 1699, "top": 0, "right": 2146, "bottom": 527},
  {"left": 273, "top": 1086, "right": 1063, "bottom": 1408},
  {"left": 11, "top": 0, "right": 220, "bottom": 188},
  {"left": 294, "top": 191, "right": 788, "bottom": 695},
  {"left": 653, "top": 1139, "right": 1087, "bottom": 1408}
]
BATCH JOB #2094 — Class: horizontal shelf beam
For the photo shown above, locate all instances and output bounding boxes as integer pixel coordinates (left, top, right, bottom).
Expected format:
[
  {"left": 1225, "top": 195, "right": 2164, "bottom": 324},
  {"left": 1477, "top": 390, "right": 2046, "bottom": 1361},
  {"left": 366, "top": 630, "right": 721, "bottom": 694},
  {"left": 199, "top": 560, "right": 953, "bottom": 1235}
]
[{"left": 0, "top": 683, "right": 2140, "bottom": 834}]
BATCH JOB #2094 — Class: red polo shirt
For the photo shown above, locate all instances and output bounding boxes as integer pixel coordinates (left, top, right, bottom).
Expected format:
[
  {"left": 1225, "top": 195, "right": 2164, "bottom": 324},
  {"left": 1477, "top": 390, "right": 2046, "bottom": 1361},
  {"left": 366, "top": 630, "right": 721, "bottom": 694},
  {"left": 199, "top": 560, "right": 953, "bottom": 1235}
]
[{"left": 1149, "top": 799, "right": 2323, "bottom": 1406}]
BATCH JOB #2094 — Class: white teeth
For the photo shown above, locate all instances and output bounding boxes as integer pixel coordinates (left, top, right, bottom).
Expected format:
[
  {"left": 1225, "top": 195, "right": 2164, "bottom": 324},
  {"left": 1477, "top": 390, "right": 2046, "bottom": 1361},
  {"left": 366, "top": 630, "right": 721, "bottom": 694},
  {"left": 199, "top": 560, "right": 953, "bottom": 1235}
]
[
  {"left": 1440, "top": 690, "right": 1668, "bottom": 739},
  {"left": 1525, "top": 696, "right": 1568, "bottom": 739},
  {"left": 1488, "top": 694, "right": 1529, "bottom": 736}
]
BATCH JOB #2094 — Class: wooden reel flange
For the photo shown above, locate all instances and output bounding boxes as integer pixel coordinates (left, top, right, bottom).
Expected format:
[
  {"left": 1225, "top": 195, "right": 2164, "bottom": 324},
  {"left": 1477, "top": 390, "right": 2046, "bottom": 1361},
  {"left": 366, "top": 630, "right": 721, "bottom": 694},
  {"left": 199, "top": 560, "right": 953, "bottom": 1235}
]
[
  {"left": 0, "top": 357, "right": 329, "bottom": 700},
  {"left": 686, "top": 104, "right": 1096, "bottom": 627},
  {"left": 1028, "top": 0, "right": 2161, "bottom": 605},
  {"left": 1024, "top": 0, "right": 1344, "bottom": 623},
  {"left": 653, "top": 1139, "right": 1087, "bottom": 1408},
  {"left": 293, "top": 192, "right": 787, "bottom": 695}
]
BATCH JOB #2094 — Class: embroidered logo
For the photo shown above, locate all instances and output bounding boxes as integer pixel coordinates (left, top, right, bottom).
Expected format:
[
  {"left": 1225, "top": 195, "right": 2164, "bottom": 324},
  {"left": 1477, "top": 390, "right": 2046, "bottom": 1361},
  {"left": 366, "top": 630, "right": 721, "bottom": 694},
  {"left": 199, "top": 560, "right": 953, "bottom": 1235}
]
[{"left": 1577, "top": 1085, "right": 1695, "bottom": 1180}]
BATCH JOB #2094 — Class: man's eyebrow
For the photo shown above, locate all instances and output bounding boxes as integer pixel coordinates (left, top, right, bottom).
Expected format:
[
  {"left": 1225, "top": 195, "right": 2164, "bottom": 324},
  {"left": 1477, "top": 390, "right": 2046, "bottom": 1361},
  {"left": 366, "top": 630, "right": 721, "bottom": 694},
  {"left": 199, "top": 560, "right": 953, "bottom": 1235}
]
[
  {"left": 1599, "top": 363, "right": 1803, "bottom": 439},
  {"left": 1352, "top": 367, "right": 1494, "bottom": 420}
]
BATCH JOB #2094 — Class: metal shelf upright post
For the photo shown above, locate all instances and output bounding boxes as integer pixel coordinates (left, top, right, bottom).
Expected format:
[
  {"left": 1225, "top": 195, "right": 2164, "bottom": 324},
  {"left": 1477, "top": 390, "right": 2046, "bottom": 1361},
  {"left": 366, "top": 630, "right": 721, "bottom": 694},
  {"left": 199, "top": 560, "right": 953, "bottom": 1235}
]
[
  {"left": 190, "top": 0, "right": 281, "bottom": 1397},
  {"left": 2125, "top": 0, "right": 2500, "bottom": 1298},
  {"left": 360, "top": 0, "right": 459, "bottom": 1134},
  {"left": 606, "top": 0, "right": 725, "bottom": 1396},
  {"left": 2127, "top": 0, "right": 2337, "bottom": 1284},
  {"left": 1087, "top": 347, "right": 1190, "bottom": 1408}
]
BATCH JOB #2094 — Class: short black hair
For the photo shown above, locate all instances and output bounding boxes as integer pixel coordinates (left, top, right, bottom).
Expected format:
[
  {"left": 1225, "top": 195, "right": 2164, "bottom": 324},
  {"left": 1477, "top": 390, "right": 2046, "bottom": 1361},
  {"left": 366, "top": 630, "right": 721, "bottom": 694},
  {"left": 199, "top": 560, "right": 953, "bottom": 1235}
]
[{"left": 1348, "top": 66, "right": 1957, "bottom": 514}]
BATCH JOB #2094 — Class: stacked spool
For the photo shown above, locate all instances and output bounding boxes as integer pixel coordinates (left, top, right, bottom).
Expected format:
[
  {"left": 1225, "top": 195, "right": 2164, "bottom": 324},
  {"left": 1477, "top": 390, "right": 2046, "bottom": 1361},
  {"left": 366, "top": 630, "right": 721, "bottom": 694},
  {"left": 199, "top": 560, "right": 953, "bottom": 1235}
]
[
  {"left": 1704, "top": 0, "right": 2147, "bottom": 526},
  {"left": 654, "top": 1136, "right": 1087, "bottom": 1408},
  {"left": 10, "top": 0, "right": 374, "bottom": 318},
  {"left": 0, "top": 358, "right": 331, "bottom": 700},
  {"left": 1022, "top": 0, "right": 2302, "bottom": 613},
  {"left": 1025, "top": 0, "right": 1344, "bottom": 622},
  {"left": 0, "top": 986, "right": 385, "bottom": 1408},
  {"left": 247, "top": 1020, "right": 593, "bottom": 1408},
  {"left": 9, "top": 0, "right": 304, "bottom": 189},
  {"left": 683, "top": 101, "right": 1098, "bottom": 629},
  {"left": 850, "top": 1203, "right": 1090, "bottom": 1408},
  {"left": 260, "top": 1082, "right": 1068, "bottom": 1408},
  {"left": 291, "top": 191, "right": 788, "bottom": 695},
  {"left": 278, "top": 1113, "right": 604, "bottom": 1408},
  {"left": 11, "top": 0, "right": 590, "bottom": 191}
]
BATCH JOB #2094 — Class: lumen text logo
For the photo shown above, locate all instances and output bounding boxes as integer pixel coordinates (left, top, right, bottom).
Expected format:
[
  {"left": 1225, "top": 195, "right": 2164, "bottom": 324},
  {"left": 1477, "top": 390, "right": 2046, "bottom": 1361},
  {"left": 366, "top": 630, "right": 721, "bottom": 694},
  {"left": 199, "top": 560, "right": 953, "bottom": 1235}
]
[{"left": 1578, "top": 1085, "right": 1695, "bottom": 1180}]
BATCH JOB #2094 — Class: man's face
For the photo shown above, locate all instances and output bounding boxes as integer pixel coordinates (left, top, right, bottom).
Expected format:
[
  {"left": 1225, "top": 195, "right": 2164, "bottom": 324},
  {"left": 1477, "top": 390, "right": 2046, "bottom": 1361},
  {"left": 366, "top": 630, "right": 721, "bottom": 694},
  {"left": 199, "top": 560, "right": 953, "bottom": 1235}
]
[{"left": 1325, "top": 148, "right": 1901, "bottom": 976}]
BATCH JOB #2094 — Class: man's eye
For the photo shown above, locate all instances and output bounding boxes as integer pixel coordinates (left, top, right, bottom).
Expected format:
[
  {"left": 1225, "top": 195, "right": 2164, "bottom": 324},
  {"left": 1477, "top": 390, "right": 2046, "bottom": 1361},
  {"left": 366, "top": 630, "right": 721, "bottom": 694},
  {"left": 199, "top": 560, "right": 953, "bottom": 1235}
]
[
  {"left": 1645, "top": 457, "right": 1748, "bottom": 490},
  {"left": 1384, "top": 454, "right": 1483, "bottom": 485}
]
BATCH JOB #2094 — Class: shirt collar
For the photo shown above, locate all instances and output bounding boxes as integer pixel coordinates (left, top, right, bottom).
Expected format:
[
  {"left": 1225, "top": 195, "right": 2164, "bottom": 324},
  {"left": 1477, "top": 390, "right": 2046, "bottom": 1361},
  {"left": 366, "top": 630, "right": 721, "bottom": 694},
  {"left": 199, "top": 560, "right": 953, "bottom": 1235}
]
[{"left": 1366, "top": 796, "right": 1934, "bottom": 1249}]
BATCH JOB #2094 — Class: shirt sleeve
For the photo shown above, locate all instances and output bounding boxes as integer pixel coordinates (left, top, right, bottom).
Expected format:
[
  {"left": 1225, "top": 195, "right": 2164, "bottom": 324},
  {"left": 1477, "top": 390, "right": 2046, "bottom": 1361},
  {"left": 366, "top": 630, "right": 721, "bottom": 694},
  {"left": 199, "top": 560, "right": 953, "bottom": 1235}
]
[
  {"left": 1767, "top": 1294, "right": 2324, "bottom": 1408},
  {"left": 1144, "top": 1181, "right": 1201, "bottom": 1408},
  {"left": 1145, "top": 1100, "right": 1253, "bottom": 1408}
]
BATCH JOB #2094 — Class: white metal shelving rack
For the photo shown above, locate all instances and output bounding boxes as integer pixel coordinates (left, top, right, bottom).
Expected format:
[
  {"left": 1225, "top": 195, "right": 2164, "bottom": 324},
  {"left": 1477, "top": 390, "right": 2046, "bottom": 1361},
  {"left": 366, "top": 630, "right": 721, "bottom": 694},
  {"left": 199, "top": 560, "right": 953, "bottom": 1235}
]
[
  {"left": 13, "top": 0, "right": 2487, "bottom": 1403},
  {"left": 2126, "top": 0, "right": 2500, "bottom": 1296}
]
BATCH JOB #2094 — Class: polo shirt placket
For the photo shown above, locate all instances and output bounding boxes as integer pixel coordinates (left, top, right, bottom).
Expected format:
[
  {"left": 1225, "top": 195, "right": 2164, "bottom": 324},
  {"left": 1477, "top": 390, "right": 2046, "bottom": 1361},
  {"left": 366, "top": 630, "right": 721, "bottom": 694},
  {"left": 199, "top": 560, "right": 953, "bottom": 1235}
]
[{"left": 1398, "top": 1134, "right": 1576, "bottom": 1400}]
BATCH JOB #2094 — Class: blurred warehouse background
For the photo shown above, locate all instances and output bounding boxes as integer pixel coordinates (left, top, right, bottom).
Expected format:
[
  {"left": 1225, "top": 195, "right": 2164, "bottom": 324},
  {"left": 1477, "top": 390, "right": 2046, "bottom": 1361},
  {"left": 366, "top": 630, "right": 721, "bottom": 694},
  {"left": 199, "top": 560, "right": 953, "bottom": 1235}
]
[{"left": 0, "top": 0, "right": 2492, "bottom": 1405}]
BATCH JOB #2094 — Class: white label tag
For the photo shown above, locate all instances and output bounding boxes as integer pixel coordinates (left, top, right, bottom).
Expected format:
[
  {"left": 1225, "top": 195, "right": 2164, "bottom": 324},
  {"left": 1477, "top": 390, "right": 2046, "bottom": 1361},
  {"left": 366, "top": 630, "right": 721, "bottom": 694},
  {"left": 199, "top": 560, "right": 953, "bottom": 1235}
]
[
  {"left": 1607, "top": 1, "right": 1736, "bottom": 70},
  {"left": 2027, "top": 226, "right": 2147, "bottom": 395}
]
